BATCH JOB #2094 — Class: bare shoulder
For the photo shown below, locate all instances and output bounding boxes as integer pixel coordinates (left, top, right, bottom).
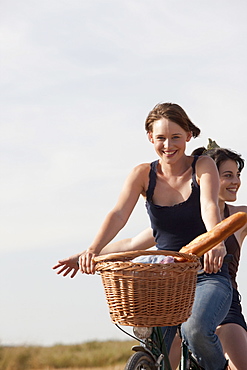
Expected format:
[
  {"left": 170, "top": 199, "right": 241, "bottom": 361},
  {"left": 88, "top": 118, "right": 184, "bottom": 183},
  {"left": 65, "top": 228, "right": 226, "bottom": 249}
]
[
  {"left": 130, "top": 162, "right": 151, "bottom": 177},
  {"left": 227, "top": 204, "right": 247, "bottom": 240},
  {"left": 194, "top": 155, "right": 218, "bottom": 180},
  {"left": 133, "top": 162, "right": 151, "bottom": 171},
  {"left": 227, "top": 204, "right": 247, "bottom": 215},
  {"left": 124, "top": 162, "right": 152, "bottom": 195},
  {"left": 196, "top": 155, "right": 216, "bottom": 169}
]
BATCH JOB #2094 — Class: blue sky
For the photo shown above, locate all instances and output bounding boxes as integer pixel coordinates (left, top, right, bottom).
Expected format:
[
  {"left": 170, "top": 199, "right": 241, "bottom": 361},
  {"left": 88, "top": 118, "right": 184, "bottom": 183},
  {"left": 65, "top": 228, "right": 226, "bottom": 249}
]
[{"left": 1, "top": 0, "right": 247, "bottom": 345}]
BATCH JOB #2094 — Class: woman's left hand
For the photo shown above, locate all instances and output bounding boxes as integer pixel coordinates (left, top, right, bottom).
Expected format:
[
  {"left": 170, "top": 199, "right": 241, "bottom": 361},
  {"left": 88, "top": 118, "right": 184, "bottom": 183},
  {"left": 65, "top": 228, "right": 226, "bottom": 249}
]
[{"left": 52, "top": 253, "right": 83, "bottom": 278}]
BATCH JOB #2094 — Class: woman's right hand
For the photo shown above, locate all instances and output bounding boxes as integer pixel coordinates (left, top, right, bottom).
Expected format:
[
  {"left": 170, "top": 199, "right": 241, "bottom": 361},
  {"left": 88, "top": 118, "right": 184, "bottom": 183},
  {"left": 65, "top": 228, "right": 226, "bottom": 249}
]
[
  {"left": 203, "top": 242, "right": 227, "bottom": 274},
  {"left": 78, "top": 249, "right": 98, "bottom": 274}
]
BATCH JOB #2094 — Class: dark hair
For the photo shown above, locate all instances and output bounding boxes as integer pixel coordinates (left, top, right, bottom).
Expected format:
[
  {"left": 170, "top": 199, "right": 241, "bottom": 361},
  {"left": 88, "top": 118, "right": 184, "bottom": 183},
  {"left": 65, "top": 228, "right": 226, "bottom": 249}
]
[
  {"left": 192, "top": 147, "right": 245, "bottom": 172},
  {"left": 191, "top": 147, "right": 205, "bottom": 156},
  {"left": 145, "top": 102, "right": 200, "bottom": 138}
]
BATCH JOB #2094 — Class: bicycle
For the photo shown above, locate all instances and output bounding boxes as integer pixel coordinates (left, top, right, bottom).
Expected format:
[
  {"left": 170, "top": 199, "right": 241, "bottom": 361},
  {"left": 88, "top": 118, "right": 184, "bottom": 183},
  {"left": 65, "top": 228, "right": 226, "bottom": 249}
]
[
  {"left": 94, "top": 248, "right": 202, "bottom": 370},
  {"left": 116, "top": 324, "right": 202, "bottom": 370},
  {"left": 118, "top": 253, "right": 234, "bottom": 370}
]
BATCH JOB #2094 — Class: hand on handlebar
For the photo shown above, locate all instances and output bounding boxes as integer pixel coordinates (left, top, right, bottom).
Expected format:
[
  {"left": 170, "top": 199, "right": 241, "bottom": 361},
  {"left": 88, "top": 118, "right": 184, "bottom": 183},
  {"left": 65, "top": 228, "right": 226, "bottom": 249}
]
[
  {"left": 78, "top": 250, "right": 98, "bottom": 275},
  {"left": 203, "top": 243, "right": 227, "bottom": 274}
]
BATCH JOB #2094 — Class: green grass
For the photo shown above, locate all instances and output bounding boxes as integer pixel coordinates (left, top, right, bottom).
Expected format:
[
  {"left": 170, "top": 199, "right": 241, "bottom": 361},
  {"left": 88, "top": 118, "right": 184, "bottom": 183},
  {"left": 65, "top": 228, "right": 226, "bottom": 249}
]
[{"left": 0, "top": 340, "right": 137, "bottom": 370}]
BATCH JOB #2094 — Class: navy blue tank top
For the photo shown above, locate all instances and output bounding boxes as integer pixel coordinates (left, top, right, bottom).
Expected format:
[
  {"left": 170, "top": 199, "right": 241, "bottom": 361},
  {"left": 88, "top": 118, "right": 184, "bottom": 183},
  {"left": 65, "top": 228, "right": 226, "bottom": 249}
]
[{"left": 145, "top": 156, "right": 207, "bottom": 251}]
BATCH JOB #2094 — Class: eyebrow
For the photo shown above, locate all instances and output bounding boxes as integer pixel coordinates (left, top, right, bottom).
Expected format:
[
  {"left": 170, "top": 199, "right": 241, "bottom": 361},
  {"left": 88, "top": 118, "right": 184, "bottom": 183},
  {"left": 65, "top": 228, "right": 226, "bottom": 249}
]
[{"left": 155, "top": 132, "right": 182, "bottom": 136}]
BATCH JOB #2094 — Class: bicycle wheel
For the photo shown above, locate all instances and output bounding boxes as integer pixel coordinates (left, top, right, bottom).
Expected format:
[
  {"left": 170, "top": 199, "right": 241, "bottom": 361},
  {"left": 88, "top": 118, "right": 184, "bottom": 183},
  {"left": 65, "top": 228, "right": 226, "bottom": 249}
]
[{"left": 124, "top": 351, "right": 156, "bottom": 370}]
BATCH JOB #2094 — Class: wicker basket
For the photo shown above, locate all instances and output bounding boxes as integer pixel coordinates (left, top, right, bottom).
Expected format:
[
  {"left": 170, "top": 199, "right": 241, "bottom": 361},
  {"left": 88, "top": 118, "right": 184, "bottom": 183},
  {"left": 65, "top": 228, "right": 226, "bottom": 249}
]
[{"left": 94, "top": 250, "right": 201, "bottom": 327}]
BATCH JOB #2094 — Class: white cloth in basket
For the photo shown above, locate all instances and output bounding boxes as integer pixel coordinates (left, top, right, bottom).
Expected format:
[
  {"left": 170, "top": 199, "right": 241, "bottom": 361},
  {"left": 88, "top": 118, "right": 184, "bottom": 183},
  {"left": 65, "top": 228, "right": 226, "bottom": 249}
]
[{"left": 131, "top": 255, "right": 174, "bottom": 264}]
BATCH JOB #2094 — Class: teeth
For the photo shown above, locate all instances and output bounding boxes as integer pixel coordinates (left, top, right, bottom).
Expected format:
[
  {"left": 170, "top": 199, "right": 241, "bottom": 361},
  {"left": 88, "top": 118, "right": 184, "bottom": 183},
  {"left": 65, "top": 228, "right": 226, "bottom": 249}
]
[{"left": 227, "top": 188, "right": 237, "bottom": 192}]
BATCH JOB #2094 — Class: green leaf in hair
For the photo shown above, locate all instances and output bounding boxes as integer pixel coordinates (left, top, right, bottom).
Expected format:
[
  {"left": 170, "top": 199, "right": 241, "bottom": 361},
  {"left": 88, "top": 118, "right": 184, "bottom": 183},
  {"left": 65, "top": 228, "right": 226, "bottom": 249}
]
[{"left": 207, "top": 138, "right": 220, "bottom": 150}]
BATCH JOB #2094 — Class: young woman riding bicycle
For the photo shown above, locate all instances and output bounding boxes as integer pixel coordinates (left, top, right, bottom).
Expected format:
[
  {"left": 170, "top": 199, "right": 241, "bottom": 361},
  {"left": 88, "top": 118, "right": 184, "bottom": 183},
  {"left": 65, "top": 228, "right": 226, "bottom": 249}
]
[{"left": 53, "top": 103, "right": 232, "bottom": 369}]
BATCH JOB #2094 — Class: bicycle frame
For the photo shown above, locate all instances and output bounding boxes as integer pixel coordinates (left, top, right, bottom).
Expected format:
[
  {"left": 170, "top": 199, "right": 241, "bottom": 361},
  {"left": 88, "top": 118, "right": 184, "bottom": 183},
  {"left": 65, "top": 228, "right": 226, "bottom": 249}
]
[{"left": 117, "top": 324, "right": 201, "bottom": 370}]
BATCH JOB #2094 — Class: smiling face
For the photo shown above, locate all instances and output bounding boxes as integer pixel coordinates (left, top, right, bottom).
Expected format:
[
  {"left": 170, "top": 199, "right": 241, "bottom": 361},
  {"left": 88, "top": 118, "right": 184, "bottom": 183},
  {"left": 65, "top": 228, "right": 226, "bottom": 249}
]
[
  {"left": 148, "top": 118, "right": 192, "bottom": 162},
  {"left": 218, "top": 159, "right": 241, "bottom": 202}
]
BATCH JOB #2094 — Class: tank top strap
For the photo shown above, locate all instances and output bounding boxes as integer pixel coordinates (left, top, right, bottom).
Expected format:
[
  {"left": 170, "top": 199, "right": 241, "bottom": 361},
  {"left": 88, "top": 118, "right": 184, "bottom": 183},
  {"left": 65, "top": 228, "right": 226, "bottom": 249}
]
[
  {"left": 191, "top": 155, "right": 199, "bottom": 187},
  {"left": 224, "top": 204, "right": 230, "bottom": 218},
  {"left": 146, "top": 160, "right": 159, "bottom": 202}
]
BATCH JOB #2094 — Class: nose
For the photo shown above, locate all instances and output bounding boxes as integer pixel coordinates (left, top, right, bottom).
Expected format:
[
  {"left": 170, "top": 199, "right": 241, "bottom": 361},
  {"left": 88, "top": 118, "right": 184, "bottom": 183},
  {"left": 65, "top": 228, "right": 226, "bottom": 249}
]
[
  {"left": 232, "top": 175, "right": 241, "bottom": 185},
  {"left": 163, "top": 138, "right": 172, "bottom": 148}
]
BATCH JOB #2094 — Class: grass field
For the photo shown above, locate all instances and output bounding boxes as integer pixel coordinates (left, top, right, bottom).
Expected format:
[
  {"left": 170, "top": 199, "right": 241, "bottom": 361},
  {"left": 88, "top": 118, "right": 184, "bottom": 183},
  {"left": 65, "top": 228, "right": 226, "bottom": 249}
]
[
  {"left": 0, "top": 341, "right": 137, "bottom": 370},
  {"left": 34, "top": 367, "right": 124, "bottom": 370}
]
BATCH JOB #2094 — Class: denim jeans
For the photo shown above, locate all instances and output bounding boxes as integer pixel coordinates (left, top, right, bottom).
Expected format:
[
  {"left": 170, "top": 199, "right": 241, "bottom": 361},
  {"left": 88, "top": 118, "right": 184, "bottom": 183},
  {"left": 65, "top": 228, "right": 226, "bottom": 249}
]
[{"left": 162, "top": 273, "right": 232, "bottom": 370}]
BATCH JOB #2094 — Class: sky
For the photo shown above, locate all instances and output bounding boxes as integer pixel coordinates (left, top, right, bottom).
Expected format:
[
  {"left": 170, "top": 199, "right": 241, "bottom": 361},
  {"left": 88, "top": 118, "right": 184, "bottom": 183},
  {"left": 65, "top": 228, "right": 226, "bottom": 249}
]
[{"left": 1, "top": 0, "right": 247, "bottom": 346}]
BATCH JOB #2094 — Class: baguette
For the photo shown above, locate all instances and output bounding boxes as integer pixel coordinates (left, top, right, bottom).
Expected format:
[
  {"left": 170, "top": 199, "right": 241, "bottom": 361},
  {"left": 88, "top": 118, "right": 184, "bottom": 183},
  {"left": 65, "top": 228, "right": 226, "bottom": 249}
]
[{"left": 179, "top": 211, "right": 247, "bottom": 257}]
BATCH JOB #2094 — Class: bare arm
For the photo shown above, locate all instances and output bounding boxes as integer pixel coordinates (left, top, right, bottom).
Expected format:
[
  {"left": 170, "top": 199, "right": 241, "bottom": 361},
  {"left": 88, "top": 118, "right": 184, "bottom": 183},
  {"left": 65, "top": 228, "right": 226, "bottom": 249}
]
[
  {"left": 228, "top": 205, "right": 247, "bottom": 247},
  {"left": 237, "top": 206, "right": 247, "bottom": 245},
  {"left": 52, "top": 228, "right": 155, "bottom": 278},
  {"left": 240, "top": 207, "right": 247, "bottom": 243},
  {"left": 101, "top": 227, "right": 155, "bottom": 253},
  {"left": 80, "top": 164, "right": 149, "bottom": 274},
  {"left": 196, "top": 156, "right": 226, "bottom": 273}
]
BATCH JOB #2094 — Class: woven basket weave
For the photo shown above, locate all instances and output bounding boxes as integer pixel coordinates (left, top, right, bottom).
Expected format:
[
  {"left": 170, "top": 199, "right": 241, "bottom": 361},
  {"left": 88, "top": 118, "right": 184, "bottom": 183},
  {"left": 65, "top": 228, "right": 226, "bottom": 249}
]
[{"left": 94, "top": 250, "right": 201, "bottom": 327}]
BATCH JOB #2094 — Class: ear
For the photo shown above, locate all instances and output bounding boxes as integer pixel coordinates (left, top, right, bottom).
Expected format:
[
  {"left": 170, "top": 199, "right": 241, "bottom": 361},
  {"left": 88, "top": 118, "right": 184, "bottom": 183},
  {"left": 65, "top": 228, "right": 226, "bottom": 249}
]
[
  {"left": 147, "top": 132, "right": 154, "bottom": 143},
  {"left": 186, "top": 132, "right": 192, "bottom": 142}
]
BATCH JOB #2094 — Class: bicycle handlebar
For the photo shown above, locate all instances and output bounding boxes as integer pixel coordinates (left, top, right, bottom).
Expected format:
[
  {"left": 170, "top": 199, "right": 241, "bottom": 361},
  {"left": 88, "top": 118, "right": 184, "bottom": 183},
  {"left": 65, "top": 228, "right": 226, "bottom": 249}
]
[{"left": 93, "top": 249, "right": 199, "bottom": 263}]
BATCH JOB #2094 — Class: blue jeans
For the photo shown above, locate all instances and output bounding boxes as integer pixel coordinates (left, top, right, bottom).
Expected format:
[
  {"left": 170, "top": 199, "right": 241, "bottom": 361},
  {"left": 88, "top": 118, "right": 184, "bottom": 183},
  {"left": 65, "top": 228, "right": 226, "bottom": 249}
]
[{"left": 162, "top": 273, "right": 232, "bottom": 370}]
